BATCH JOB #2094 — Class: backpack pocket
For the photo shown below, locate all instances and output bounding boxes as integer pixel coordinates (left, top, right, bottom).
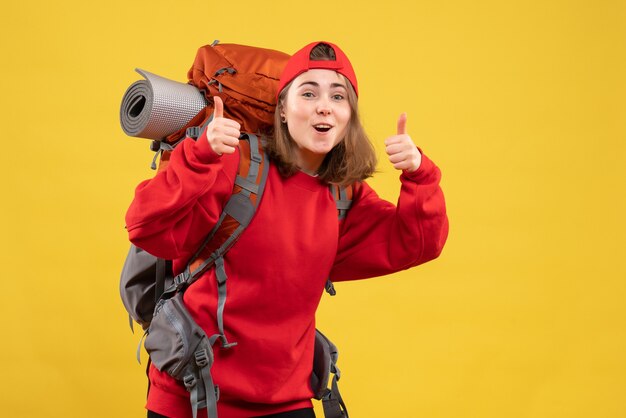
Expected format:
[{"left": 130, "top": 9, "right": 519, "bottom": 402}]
[
  {"left": 146, "top": 292, "right": 211, "bottom": 378},
  {"left": 145, "top": 292, "right": 218, "bottom": 418},
  {"left": 311, "top": 330, "right": 349, "bottom": 417},
  {"left": 120, "top": 244, "right": 159, "bottom": 330},
  {"left": 311, "top": 330, "right": 337, "bottom": 400}
]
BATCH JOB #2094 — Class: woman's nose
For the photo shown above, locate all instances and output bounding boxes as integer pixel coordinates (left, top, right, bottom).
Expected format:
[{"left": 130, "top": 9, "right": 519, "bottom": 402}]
[{"left": 317, "top": 99, "right": 332, "bottom": 116}]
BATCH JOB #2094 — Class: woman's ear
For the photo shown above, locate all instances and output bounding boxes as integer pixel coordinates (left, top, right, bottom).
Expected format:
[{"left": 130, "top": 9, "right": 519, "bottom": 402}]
[{"left": 277, "top": 96, "right": 288, "bottom": 123}]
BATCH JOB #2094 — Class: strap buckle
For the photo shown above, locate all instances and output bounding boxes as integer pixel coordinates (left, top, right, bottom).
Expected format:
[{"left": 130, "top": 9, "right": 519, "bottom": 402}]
[
  {"left": 195, "top": 348, "right": 212, "bottom": 367},
  {"left": 174, "top": 272, "right": 188, "bottom": 289},
  {"left": 184, "top": 374, "right": 197, "bottom": 389},
  {"left": 186, "top": 126, "right": 201, "bottom": 139}
]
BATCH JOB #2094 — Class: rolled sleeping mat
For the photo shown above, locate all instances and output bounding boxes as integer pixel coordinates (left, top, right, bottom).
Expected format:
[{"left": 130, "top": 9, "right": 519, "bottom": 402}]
[{"left": 120, "top": 68, "right": 207, "bottom": 140}]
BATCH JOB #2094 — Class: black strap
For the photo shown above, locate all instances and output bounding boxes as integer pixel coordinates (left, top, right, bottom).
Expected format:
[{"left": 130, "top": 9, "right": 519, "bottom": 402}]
[
  {"left": 154, "top": 259, "right": 172, "bottom": 303},
  {"left": 322, "top": 375, "right": 349, "bottom": 418}
]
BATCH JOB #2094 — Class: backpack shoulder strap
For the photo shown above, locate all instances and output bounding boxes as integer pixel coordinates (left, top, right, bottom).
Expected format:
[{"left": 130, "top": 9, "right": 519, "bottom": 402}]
[
  {"left": 329, "top": 184, "right": 353, "bottom": 220},
  {"left": 324, "top": 183, "right": 354, "bottom": 296},
  {"left": 187, "top": 132, "right": 268, "bottom": 277},
  {"left": 172, "top": 133, "right": 269, "bottom": 348}
]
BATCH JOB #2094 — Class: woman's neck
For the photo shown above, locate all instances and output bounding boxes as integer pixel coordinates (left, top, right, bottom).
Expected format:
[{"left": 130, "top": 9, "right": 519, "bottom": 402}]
[
  {"left": 295, "top": 148, "right": 324, "bottom": 176},
  {"left": 298, "top": 166, "right": 319, "bottom": 177}
]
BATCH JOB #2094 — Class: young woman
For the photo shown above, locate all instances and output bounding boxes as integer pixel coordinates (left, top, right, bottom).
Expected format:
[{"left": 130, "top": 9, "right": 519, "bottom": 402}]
[{"left": 126, "top": 41, "right": 448, "bottom": 418}]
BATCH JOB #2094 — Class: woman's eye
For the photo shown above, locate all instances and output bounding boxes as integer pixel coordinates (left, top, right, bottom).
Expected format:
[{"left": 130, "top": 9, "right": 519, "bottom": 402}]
[
  {"left": 302, "top": 92, "right": 314, "bottom": 98},
  {"left": 332, "top": 94, "right": 345, "bottom": 100}
]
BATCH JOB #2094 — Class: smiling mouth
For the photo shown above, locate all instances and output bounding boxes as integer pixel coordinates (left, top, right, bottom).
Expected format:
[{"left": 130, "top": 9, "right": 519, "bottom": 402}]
[{"left": 313, "top": 124, "right": 332, "bottom": 133}]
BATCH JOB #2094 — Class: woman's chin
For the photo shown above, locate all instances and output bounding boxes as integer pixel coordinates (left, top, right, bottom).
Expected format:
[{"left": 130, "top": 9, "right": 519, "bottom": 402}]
[
  {"left": 311, "top": 141, "right": 337, "bottom": 155},
  {"left": 296, "top": 141, "right": 338, "bottom": 166}
]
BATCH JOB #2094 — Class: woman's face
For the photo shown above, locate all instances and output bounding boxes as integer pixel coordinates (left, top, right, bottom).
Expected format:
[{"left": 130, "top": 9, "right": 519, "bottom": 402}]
[{"left": 281, "top": 69, "right": 352, "bottom": 172}]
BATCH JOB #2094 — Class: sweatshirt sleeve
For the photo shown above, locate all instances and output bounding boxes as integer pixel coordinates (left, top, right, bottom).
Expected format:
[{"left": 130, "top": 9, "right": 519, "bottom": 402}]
[
  {"left": 125, "top": 133, "right": 238, "bottom": 260},
  {"left": 330, "top": 152, "right": 449, "bottom": 281}
]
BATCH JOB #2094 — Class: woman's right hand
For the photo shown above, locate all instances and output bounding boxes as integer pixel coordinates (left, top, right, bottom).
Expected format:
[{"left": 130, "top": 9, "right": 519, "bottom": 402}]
[{"left": 206, "top": 96, "right": 241, "bottom": 155}]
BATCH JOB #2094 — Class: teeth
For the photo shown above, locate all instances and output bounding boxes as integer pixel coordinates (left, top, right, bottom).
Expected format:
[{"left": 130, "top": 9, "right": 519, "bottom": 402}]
[{"left": 314, "top": 124, "right": 331, "bottom": 128}]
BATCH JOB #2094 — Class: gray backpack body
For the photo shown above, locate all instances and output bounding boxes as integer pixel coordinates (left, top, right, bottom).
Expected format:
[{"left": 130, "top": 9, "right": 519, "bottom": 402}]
[{"left": 120, "top": 131, "right": 350, "bottom": 418}]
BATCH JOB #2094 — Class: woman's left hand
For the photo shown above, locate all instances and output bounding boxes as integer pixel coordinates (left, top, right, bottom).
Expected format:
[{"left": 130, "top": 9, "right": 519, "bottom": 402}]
[{"left": 384, "top": 113, "right": 422, "bottom": 172}]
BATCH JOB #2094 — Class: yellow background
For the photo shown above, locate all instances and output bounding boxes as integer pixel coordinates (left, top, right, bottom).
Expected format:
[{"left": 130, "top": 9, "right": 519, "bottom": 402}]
[{"left": 1, "top": 0, "right": 624, "bottom": 417}]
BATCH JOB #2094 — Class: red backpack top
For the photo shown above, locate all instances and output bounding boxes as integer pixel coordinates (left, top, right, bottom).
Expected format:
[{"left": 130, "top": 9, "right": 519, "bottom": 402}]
[{"left": 163, "top": 41, "right": 290, "bottom": 146}]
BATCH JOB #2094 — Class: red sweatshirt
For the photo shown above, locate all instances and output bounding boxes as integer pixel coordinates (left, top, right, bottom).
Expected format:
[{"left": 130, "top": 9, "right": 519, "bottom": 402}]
[{"left": 125, "top": 133, "right": 448, "bottom": 418}]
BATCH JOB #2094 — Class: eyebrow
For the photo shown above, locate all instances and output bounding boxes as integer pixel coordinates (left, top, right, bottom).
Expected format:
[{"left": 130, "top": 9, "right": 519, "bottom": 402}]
[{"left": 297, "top": 81, "right": 347, "bottom": 90}]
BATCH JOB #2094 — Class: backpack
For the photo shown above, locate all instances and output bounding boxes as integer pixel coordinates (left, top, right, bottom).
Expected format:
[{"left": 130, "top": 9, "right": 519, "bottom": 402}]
[
  {"left": 186, "top": 41, "right": 289, "bottom": 135},
  {"left": 120, "top": 42, "right": 350, "bottom": 418},
  {"left": 120, "top": 39, "right": 291, "bottom": 170}
]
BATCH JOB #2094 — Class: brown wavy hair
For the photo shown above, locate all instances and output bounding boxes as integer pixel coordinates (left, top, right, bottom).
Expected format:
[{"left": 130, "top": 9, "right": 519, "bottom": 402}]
[{"left": 265, "top": 43, "right": 377, "bottom": 186}]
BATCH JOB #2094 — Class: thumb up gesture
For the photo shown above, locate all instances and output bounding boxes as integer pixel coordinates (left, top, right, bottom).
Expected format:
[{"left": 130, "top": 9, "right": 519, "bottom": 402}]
[
  {"left": 205, "top": 96, "right": 241, "bottom": 155},
  {"left": 384, "top": 113, "right": 421, "bottom": 172}
]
